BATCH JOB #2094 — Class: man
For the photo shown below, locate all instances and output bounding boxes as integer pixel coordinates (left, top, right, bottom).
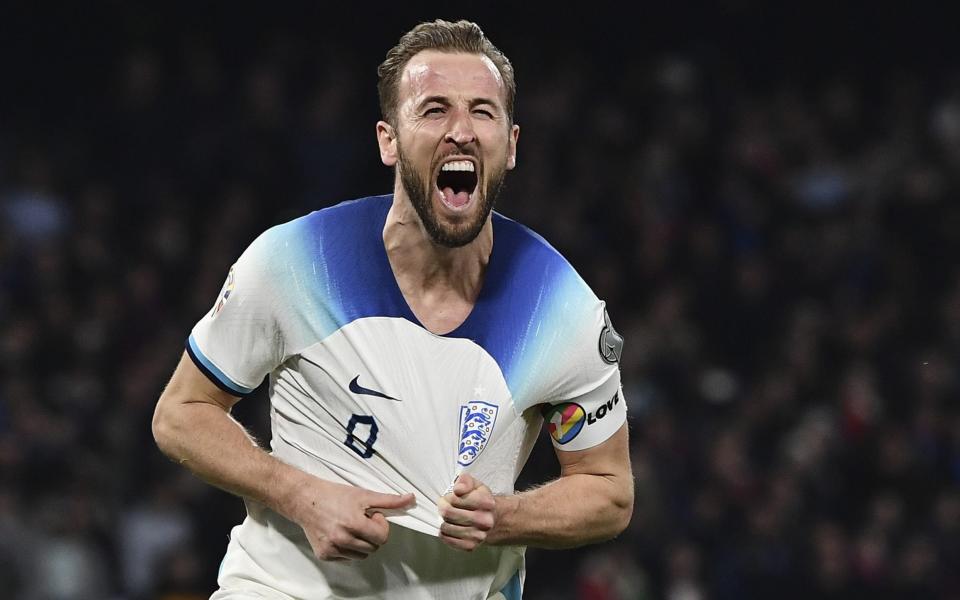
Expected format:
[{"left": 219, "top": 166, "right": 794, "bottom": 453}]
[{"left": 153, "top": 19, "right": 632, "bottom": 600}]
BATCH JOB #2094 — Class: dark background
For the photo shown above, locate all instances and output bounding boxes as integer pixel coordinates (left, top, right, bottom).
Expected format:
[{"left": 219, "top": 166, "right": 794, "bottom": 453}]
[{"left": 2, "top": 2, "right": 960, "bottom": 599}]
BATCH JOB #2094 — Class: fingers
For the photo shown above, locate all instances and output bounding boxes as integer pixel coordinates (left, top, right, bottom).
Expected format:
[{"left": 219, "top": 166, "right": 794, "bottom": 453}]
[
  {"left": 440, "top": 521, "right": 489, "bottom": 541},
  {"left": 349, "top": 512, "right": 391, "bottom": 547},
  {"left": 341, "top": 516, "right": 391, "bottom": 553},
  {"left": 312, "top": 494, "right": 409, "bottom": 561},
  {"left": 301, "top": 483, "right": 416, "bottom": 563},
  {"left": 331, "top": 534, "right": 379, "bottom": 557},
  {"left": 369, "top": 511, "right": 390, "bottom": 530},
  {"left": 444, "top": 486, "right": 495, "bottom": 512},
  {"left": 441, "top": 533, "right": 480, "bottom": 551},
  {"left": 453, "top": 473, "right": 478, "bottom": 496},
  {"left": 438, "top": 496, "right": 494, "bottom": 530},
  {"left": 312, "top": 516, "right": 388, "bottom": 561},
  {"left": 364, "top": 491, "right": 417, "bottom": 511},
  {"left": 439, "top": 522, "right": 487, "bottom": 552},
  {"left": 438, "top": 477, "right": 496, "bottom": 554}
]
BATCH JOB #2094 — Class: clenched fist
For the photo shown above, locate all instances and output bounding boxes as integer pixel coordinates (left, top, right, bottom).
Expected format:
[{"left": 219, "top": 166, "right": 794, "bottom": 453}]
[{"left": 438, "top": 473, "right": 497, "bottom": 551}]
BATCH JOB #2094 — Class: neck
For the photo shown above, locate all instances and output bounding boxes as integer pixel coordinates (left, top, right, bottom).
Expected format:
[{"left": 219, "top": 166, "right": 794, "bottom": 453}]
[{"left": 383, "top": 190, "right": 492, "bottom": 302}]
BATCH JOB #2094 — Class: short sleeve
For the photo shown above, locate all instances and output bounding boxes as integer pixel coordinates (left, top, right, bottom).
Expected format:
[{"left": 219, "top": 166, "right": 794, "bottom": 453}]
[
  {"left": 187, "top": 232, "right": 285, "bottom": 397},
  {"left": 541, "top": 303, "right": 627, "bottom": 452}
]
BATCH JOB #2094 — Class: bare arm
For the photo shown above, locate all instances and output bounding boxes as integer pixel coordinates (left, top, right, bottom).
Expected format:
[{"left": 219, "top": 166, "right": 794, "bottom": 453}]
[
  {"left": 152, "top": 352, "right": 414, "bottom": 560},
  {"left": 439, "top": 423, "right": 633, "bottom": 550},
  {"left": 152, "top": 352, "right": 293, "bottom": 506}
]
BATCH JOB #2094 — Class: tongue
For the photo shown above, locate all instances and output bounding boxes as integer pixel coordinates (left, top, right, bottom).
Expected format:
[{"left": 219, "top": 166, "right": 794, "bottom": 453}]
[{"left": 441, "top": 187, "right": 471, "bottom": 208}]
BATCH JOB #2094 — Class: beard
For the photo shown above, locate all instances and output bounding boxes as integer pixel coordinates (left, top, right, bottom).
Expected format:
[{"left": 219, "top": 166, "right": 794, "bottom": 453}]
[{"left": 397, "top": 144, "right": 506, "bottom": 248}]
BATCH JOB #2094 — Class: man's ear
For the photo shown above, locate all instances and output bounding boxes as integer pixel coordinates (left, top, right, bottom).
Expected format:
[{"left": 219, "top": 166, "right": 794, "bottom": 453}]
[
  {"left": 377, "top": 121, "right": 398, "bottom": 166},
  {"left": 506, "top": 123, "right": 520, "bottom": 170}
]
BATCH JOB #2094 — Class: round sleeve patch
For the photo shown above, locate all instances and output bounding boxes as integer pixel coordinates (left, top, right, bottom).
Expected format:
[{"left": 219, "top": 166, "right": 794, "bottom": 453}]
[
  {"left": 210, "top": 265, "right": 236, "bottom": 318},
  {"left": 598, "top": 309, "right": 623, "bottom": 364}
]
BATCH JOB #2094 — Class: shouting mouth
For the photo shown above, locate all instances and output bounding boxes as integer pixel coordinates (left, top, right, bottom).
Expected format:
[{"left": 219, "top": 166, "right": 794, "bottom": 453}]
[{"left": 435, "top": 158, "right": 479, "bottom": 211}]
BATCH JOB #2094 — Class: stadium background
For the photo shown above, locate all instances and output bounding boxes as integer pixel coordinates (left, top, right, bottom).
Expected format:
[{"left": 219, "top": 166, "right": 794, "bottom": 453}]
[{"left": 2, "top": 3, "right": 959, "bottom": 599}]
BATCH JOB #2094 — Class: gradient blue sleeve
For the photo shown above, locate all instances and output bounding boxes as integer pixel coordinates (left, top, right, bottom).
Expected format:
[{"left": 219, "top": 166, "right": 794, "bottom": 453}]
[{"left": 538, "top": 297, "right": 625, "bottom": 452}]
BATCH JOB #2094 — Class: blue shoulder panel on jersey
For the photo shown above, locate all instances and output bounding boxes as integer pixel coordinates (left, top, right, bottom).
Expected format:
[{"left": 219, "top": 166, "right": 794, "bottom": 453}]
[
  {"left": 273, "top": 195, "right": 594, "bottom": 399},
  {"left": 266, "top": 196, "right": 416, "bottom": 342},
  {"left": 454, "top": 212, "right": 596, "bottom": 401}
]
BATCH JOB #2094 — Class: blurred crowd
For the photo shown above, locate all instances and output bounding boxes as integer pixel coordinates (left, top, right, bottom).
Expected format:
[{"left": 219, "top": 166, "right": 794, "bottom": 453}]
[{"left": 2, "top": 6, "right": 959, "bottom": 600}]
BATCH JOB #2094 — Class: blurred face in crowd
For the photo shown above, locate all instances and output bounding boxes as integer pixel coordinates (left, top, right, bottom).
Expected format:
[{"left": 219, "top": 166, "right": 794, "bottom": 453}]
[{"left": 377, "top": 50, "right": 519, "bottom": 247}]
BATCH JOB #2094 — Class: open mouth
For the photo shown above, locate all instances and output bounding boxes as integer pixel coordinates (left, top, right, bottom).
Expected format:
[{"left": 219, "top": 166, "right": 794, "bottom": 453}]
[{"left": 436, "top": 160, "right": 479, "bottom": 210}]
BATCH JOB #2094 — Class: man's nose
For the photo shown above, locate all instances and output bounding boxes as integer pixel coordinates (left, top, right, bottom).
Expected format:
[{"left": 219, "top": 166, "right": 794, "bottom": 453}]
[{"left": 444, "top": 108, "right": 476, "bottom": 146}]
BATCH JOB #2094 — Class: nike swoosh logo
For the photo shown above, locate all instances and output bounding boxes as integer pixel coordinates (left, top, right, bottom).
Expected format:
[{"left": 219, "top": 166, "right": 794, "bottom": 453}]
[{"left": 349, "top": 375, "right": 401, "bottom": 401}]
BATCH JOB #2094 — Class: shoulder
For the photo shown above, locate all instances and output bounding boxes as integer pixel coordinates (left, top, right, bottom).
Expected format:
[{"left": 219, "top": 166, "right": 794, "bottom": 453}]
[
  {"left": 491, "top": 212, "right": 596, "bottom": 305},
  {"left": 480, "top": 214, "right": 617, "bottom": 407},
  {"left": 301, "top": 194, "right": 393, "bottom": 229},
  {"left": 239, "top": 195, "right": 398, "bottom": 335},
  {"left": 492, "top": 211, "right": 564, "bottom": 261},
  {"left": 243, "top": 194, "right": 391, "bottom": 266},
  {"left": 260, "top": 194, "right": 391, "bottom": 246}
]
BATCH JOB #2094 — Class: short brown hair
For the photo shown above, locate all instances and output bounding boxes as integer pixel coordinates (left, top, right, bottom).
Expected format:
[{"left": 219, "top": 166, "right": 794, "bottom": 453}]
[{"left": 377, "top": 19, "right": 516, "bottom": 126}]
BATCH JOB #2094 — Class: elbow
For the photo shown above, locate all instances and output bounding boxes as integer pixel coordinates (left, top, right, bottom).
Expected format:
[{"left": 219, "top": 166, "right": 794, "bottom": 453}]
[
  {"left": 613, "top": 488, "right": 634, "bottom": 536},
  {"left": 151, "top": 395, "right": 180, "bottom": 459},
  {"left": 607, "top": 477, "right": 635, "bottom": 539}
]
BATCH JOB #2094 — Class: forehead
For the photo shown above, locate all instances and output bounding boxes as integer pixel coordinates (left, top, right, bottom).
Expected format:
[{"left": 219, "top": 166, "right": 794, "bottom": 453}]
[{"left": 398, "top": 50, "right": 505, "bottom": 106}]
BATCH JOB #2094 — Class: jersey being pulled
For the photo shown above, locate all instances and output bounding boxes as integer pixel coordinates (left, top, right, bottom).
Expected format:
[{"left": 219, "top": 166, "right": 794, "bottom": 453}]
[{"left": 188, "top": 195, "right": 626, "bottom": 599}]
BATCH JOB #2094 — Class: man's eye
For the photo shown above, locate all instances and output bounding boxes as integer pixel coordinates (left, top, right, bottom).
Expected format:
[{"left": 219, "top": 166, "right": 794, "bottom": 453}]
[
  {"left": 424, "top": 107, "right": 444, "bottom": 116},
  {"left": 474, "top": 109, "right": 494, "bottom": 118}
]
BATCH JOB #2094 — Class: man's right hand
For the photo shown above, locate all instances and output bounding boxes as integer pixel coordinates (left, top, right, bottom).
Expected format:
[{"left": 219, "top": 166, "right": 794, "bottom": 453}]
[{"left": 285, "top": 475, "right": 416, "bottom": 561}]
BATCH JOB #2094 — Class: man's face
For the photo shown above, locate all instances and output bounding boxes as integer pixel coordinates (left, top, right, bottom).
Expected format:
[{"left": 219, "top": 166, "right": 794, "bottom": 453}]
[{"left": 378, "top": 51, "right": 519, "bottom": 247}]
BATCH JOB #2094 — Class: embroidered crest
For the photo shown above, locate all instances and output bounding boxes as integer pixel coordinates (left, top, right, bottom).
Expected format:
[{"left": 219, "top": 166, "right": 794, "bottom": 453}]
[{"left": 457, "top": 401, "right": 498, "bottom": 467}]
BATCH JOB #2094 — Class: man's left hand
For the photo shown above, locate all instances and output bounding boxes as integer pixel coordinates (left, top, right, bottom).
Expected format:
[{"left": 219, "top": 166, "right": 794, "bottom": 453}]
[{"left": 438, "top": 473, "right": 496, "bottom": 551}]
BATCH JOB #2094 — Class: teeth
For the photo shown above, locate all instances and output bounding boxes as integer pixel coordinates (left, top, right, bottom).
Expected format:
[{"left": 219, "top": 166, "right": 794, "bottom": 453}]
[{"left": 441, "top": 160, "right": 475, "bottom": 173}]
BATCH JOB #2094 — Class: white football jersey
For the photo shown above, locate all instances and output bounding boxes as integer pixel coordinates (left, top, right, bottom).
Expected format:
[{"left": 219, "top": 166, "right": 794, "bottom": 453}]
[{"left": 189, "top": 195, "right": 626, "bottom": 600}]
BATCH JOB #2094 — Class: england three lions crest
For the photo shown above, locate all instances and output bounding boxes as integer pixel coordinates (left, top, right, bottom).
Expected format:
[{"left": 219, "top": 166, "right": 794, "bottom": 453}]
[{"left": 457, "top": 401, "right": 498, "bottom": 467}]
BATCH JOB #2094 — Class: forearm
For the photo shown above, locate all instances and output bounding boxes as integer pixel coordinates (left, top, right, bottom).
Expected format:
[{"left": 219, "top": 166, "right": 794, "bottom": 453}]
[
  {"left": 152, "top": 356, "right": 310, "bottom": 519},
  {"left": 154, "top": 401, "right": 302, "bottom": 512},
  {"left": 488, "top": 471, "right": 633, "bottom": 549}
]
